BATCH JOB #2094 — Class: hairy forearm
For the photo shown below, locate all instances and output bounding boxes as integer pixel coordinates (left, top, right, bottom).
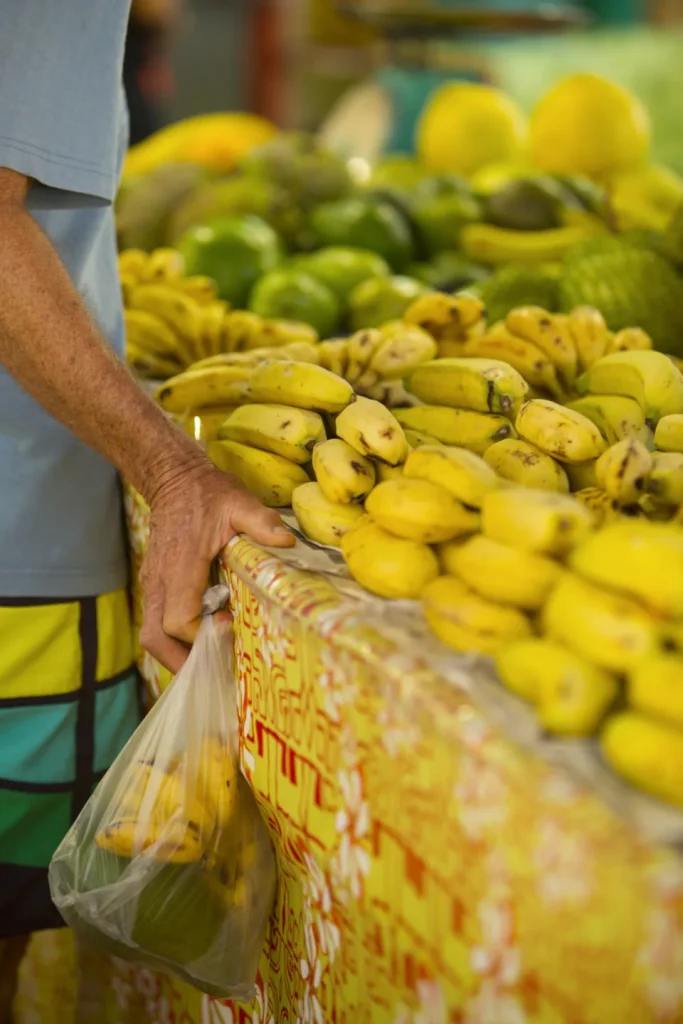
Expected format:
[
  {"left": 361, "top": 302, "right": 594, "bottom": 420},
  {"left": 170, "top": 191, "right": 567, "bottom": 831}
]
[{"left": 0, "top": 202, "right": 207, "bottom": 503}]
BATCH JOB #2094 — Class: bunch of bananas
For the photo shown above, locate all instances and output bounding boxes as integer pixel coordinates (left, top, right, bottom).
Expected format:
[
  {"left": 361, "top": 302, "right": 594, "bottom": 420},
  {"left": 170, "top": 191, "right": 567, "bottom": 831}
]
[
  {"left": 94, "top": 736, "right": 258, "bottom": 908},
  {"left": 120, "top": 247, "right": 318, "bottom": 380}
]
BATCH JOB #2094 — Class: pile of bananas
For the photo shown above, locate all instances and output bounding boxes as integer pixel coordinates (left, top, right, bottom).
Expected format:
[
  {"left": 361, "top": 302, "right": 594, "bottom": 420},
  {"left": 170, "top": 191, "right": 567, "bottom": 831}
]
[
  {"left": 119, "top": 247, "right": 318, "bottom": 380},
  {"left": 95, "top": 736, "right": 258, "bottom": 908}
]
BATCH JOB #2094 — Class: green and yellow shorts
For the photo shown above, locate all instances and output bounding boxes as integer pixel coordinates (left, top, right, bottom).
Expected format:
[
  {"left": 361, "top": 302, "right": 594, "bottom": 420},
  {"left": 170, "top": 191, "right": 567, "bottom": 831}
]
[{"left": 0, "top": 590, "right": 142, "bottom": 939}]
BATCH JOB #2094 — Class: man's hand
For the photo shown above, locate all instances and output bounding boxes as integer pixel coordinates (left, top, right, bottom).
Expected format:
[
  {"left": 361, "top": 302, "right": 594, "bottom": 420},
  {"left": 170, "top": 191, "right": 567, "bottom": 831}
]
[{"left": 140, "top": 456, "right": 294, "bottom": 673}]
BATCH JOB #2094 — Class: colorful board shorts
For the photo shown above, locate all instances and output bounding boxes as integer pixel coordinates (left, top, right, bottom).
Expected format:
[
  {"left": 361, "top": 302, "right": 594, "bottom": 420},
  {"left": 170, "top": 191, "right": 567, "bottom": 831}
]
[{"left": 0, "top": 590, "right": 142, "bottom": 939}]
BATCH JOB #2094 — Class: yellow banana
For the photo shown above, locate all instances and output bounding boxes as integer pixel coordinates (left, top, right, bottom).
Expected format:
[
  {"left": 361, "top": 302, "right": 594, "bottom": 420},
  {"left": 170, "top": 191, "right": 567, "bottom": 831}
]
[
  {"left": 312, "top": 439, "right": 376, "bottom": 503},
  {"left": 248, "top": 361, "right": 354, "bottom": 413},
  {"left": 567, "top": 306, "right": 610, "bottom": 371},
  {"left": 406, "top": 357, "right": 528, "bottom": 416},
  {"left": 601, "top": 712, "right": 683, "bottom": 808},
  {"left": 126, "top": 341, "right": 181, "bottom": 381},
  {"left": 368, "top": 322, "right": 438, "bottom": 380},
  {"left": 207, "top": 440, "right": 309, "bottom": 507},
  {"left": 256, "top": 319, "right": 319, "bottom": 349},
  {"left": 280, "top": 341, "right": 321, "bottom": 364},
  {"left": 344, "top": 329, "right": 382, "bottom": 383},
  {"left": 114, "top": 761, "right": 208, "bottom": 825},
  {"left": 460, "top": 223, "right": 596, "bottom": 266},
  {"left": 403, "top": 429, "right": 443, "bottom": 448},
  {"left": 336, "top": 396, "right": 408, "bottom": 466},
  {"left": 628, "top": 655, "right": 683, "bottom": 730},
  {"left": 565, "top": 394, "right": 652, "bottom": 447},
  {"left": 127, "top": 284, "right": 202, "bottom": 363},
  {"left": 365, "top": 477, "right": 479, "bottom": 543},
  {"left": 155, "top": 366, "right": 252, "bottom": 413},
  {"left": 564, "top": 459, "right": 599, "bottom": 492},
  {"left": 460, "top": 330, "right": 564, "bottom": 399},
  {"left": 576, "top": 350, "right": 683, "bottom": 425},
  {"left": 292, "top": 482, "right": 366, "bottom": 547},
  {"left": 96, "top": 816, "right": 206, "bottom": 862},
  {"left": 118, "top": 248, "right": 149, "bottom": 280},
  {"left": 218, "top": 404, "right": 325, "bottom": 464},
  {"left": 220, "top": 310, "right": 266, "bottom": 353},
  {"left": 569, "top": 520, "right": 683, "bottom": 619},
  {"left": 482, "top": 487, "right": 595, "bottom": 556},
  {"left": 516, "top": 399, "right": 607, "bottom": 463},
  {"left": 542, "top": 572, "right": 662, "bottom": 673},
  {"left": 422, "top": 575, "right": 532, "bottom": 654},
  {"left": 195, "top": 301, "right": 230, "bottom": 360},
  {"left": 174, "top": 274, "right": 220, "bottom": 305},
  {"left": 504, "top": 306, "right": 578, "bottom": 388},
  {"left": 317, "top": 338, "right": 349, "bottom": 378},
  {"left": 594, "top": 438, "right": 653, "bottom": 502},
  {"left": 654, "top": 413, "right": 683, "bottom": 452},
  {"left": 178, "top": 406, "right": 237, "bottom": 442},
  {"left": 376, "top": 462, "right": 404, "bottom": 483},
  {"left": 403, "top": 291, "right": 485, "bottom": 341},
  {"left": 573, "top": 487, "right": 630, "bottom": 526},
  {"left": 394, "top": 406, "right": 514, "bottom": 455},
  {"left": 140, "top": 247, "right": 186, "bottom": 283},
  {"left": 404, "top": 445, "right": 498, "bottom": 508},
  {"left": 442, "top": 533, "right": 561, "bottom": 610},
  {"left": 195, "top": 735, "right": 238, "bottom": 827},
  {"left": 341, "top": 519, "right": 440, "bottom": 599},
  {"left": 606, "top": 326, "right": 653, "bottom": 354},
  {"left": 647, "top": 451, "right": 683, "bottom": 505},
  {"left": 124, "top": 308, "right": 188, "bottom": 367},
  {"left": 483, "top": 438, "right": 569, "bottom": 492}
]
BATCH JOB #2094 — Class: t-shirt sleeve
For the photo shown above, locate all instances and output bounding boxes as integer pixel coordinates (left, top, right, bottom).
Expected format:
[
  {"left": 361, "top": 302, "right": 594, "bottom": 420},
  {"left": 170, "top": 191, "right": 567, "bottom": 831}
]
[{"left": 0, "top": 0, "right": 129, "bottom": 206}]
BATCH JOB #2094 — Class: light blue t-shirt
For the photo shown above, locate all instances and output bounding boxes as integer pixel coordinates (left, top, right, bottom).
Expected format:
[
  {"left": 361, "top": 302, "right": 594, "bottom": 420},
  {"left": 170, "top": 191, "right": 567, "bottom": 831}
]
[{"left": 0, "top": 1, "right": 132, "bottom": 597}]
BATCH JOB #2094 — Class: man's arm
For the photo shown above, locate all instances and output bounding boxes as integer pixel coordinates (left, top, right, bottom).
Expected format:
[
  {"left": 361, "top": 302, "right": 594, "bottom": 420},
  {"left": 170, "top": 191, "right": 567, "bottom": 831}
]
[{"left": 0, "top": 168, "right": 294, "bottom": 671}]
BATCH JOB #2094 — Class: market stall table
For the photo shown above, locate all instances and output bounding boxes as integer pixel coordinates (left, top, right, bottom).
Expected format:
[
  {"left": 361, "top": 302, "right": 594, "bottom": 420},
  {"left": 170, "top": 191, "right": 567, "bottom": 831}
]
[{"left": 15, "top": 487, "right": 683, "bottom": 1024}]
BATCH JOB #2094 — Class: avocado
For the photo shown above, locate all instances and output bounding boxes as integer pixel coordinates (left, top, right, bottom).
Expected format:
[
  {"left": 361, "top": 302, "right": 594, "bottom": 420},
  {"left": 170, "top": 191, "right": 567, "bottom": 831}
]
[{"left": 483, "top": 177, "right": 568, "bottom": 232}]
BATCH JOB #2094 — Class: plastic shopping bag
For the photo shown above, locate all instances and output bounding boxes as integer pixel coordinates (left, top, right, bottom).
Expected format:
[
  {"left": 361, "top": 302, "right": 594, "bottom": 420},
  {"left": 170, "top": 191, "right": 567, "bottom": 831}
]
[{"left": 49, "top": 590, "right": 276, "bottom": 1001}]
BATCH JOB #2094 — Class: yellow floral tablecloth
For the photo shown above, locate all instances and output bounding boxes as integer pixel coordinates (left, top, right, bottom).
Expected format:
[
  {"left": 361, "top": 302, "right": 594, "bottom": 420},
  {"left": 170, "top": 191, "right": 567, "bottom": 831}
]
[{"left": 16, "top": 490, "right": 683, "bottom": 1024}]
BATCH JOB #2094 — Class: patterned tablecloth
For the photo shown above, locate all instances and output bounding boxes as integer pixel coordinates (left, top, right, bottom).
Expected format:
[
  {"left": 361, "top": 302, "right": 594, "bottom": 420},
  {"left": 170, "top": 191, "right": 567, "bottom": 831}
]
[{"left": 15, "top": 490, "right": 683, "bottom": 1024}]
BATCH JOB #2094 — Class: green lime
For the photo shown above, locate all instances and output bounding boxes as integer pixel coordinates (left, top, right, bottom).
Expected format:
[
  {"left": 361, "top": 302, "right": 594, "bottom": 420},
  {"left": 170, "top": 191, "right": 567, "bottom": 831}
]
[
  {"left": 177, "top": 214, "right": 282, "bottom": 306},
  {"left": 413, "top": 191, "right": 483, "bottom": 256},
  {"left": 295, "top": 247, "right": 390, "bottom": 302},
  {"left": 348, "top": 275, "right": 426, "bottom": 330},
  {"left": 249, "top": 269, "right": 341, "bottom": 336},
  {"left": 309, "top": 197, "right": 414, "bottom": 271}
]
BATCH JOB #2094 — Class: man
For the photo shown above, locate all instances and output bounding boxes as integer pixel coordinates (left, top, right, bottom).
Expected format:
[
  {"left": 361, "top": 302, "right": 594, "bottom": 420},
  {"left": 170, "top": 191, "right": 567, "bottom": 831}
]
[{"left": 0, "top": 3, "right": 293, "bottom": 1018}]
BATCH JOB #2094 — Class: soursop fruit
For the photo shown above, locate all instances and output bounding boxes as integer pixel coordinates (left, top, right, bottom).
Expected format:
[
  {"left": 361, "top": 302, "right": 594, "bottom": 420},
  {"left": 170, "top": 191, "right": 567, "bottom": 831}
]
[
  {"left": 475, "top": 265, "right": 559, "bottom": 324},
  {"left": 559, "top": 247, "right": 683, "bottom": 356}
]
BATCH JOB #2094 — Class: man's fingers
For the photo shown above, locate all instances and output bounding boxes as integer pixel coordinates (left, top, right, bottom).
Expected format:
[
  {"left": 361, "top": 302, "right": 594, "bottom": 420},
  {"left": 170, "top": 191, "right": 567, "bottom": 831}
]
[
  {"left": 229, "top": 492, "right": 295, "bottom": 548},
  {"left": 140, "top": 570, "right": 191, "bottom": 673},
  {"left": 162, "top": 547, "right": 212, "bottom": 646}
]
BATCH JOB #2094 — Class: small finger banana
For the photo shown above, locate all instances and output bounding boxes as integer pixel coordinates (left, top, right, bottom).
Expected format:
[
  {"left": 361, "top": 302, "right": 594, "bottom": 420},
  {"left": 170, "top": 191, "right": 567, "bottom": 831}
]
[
  {"left": 292, "top": 482, "right": 366, "bottom": 547},
  {"left": 628, "top": 655, "right": 683, "bottom": 730},
  {"left": 219, "top": 404, "right": 325, "bottom": 464},
  {"left": 404, "top": 445, "right": 498, "bottom": 508},
  {"left": 140, "top": 247, "right": 186, "bottom": 282},
  {"left": 594, "top": 437, "right": 652, "bottom": 503},
  {"left": 573, "top": 487, "right": 630, "bottom": 526},
  {"left": 441, "top": 533, "right": 561, "bottom": 610},
  {"left": 155, "top": 366, "right": 252, "bottom": 413},
  {"left": 601, "top": 712, "right": 683, "bottom": 808},
  {"left": 118, "top": 248, "right": 149, "bottom": 280},
  {"left": 175, "top": 274, "right": 219, "bottom": 305},
  {"left": 483, "top": 438, "right": 569, "bottom": 492},
  {"left": 341, "top": 519, "right": 440, "bottom": 599},
  {"left": 248, "top": 361, "right": 354, "bottom": 413},
  {"left": 566, "top": 394, "right": 652, "bottom": 447},
  {"left": 96, "top": 817, "right": 205, "bottom": 862},
  {"left": 336, "top": 396, "right": 408, "bottom": 466},
  {"left": 403, "top": 290, "right": 485, "bottom": 340},
  {"left": 312, "top": 438, "right": 376, "bottom": 503},
  {"left": 516, "top": 399, "right": 607, "bottom": 463},
  {"left": 178, "top": 406, "right": 238, "bottom": 442},
  {"left": 403, "top": 428, "right": 443, "bottom": 449},
  {"left": 542, "top": 572, "right": 662, "bottom": 672},
  {"left": 461, "top": 330, "right": 564, "bottom": 400},
  {"left": 567, "top": 305, "right": 610, "bottom": 371},
  {"left": 207, "top": 440, "right": 309, "bottom": 507},
  {"left": 422, "top": 575, "right": 532, "bottom": 655},
  {"left": 317, "top": 338, "right": 349, "bottom": 378},
  {"left": 647, "top": 451, "right": 683, "bottom": 505},
  {"left": 654, "top": 413, "right": 683, "bottom": 452},
  {"left": 482, "top": 487, "right": 595, "bottom": 555},
  {"left": 366, "top": 477, "right": 480, "bottom": 544},
  {"left": 606, "top": 326, "right": 653, "bottom": 354},
  {"left": 576, "top": 350, "right": 683, "bottom": 425},
  {"left": 124, "top": 308, "right": 188, "bottom": 367},
  {"left": 565, "top": 459, "right": 599, "bottom": 492},
  {"left": 256, "top": 319, "right": 319, "bottom": 349},
  {"left": 344, "top": 329, "right": 382, "bottom": 383},
  {"left": 394, "top": 406, "right": 514, "bottom": 455},
  {"left": 221, "top": 310, "right": 266, "bottom": 353},
  {"left": 406, "top": 357, "right": 528, "bottom": 415},
  {"left": 505, "top": 306, "right": 578, "bottom": 388},
  {"left": 369, "top": 322, "right": 437, "bottom": 380},
  {"left": 127, "top": 284, "right": 202, "bottom": 364}
]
